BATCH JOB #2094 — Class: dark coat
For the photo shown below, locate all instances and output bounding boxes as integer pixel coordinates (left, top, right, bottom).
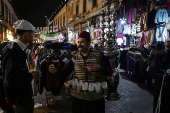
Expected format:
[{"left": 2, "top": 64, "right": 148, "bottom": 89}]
[
  {"left": 140, "top": 48, "right": 150, "bottom": 72},
  {"left": 148, "top": 49, "right": 166, "bottom": 77},
  {"left": 1, "top": 42, "right": 33, "bottom": 105}
]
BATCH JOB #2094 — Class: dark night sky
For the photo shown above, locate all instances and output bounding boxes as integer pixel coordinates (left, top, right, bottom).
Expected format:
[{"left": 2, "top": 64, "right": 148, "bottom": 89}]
[{"left": 9, "top": 0, "right": 67, "bottom": 27}]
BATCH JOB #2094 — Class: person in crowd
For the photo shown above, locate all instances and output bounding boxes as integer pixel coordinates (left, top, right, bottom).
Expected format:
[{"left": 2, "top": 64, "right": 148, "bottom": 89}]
[
  {"left": 163, "top": 38, "right": 170, "bottom": 69},
  {"left": 139, "top": 43, "right": 151, "bottom": 84},
  {"left": 1, "top": 20, "right": 41, "bottom": 113},
  {"left": 26, "top": 43, "right": 35, "bottom": 70},
  {"left": 148, "top": 43, "right": 166, "bottom": 87},
  {"left": 63, "top": 39, "right": 68, "bottom": 45},
  {"left": 48, "top": 31, "right": 113, "bottom": 113}
]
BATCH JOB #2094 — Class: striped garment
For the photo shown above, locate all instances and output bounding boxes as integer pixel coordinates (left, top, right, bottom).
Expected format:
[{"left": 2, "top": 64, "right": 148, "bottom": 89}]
[{"left": 72, "top": 51, "right": 102, "bottom": 82}]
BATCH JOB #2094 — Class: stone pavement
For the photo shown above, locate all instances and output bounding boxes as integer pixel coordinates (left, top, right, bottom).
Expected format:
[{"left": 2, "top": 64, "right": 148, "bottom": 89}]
[{"left": 33, "top": 68, "right": 154, "bottom": 113}]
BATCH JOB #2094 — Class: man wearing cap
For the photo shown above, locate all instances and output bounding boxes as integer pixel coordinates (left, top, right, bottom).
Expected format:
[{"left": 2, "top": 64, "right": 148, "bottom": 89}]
[
  {"left": 49, "top": 31, "right": 113, "bottom": 113},
  {"left": 1, "top": 20, "right": 40, "bottom": 113}
]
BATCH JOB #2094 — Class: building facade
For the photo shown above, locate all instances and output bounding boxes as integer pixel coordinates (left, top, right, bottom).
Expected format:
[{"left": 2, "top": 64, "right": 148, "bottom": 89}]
[
  {"left": 0, "top": 0, "right": 18, "bottom": 41},
  {"left": 53, "top": 0, "right": 116, "bottom": 43}
]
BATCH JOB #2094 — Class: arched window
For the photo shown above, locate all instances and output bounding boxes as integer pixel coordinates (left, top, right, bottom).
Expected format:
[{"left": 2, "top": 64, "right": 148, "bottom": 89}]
[
  {"left": 83, "top": 0, "right": 86, "bottom": 13},
  {"left": 93, "top": 0, "right": 97, "bottom": 7}
]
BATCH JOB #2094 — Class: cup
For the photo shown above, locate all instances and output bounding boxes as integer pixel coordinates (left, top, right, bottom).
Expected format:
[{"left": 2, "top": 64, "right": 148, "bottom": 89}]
[
  {"left": 72, "top": 79, "right": 78, "bottom": 90},
  {"left": 101, "top": 81, "right": 108, "bottom": 89},
  {"left": 88, "top": 83, "right": 95, "bottom": 93},
  {"left": 95, "top": 82, "right": 101, "bottom": 93},
  {"left": 77, "top": 81, "right": 82, "bottom": 93},
  {"left": 82, "top": 82, "right": 88, "bottom": 93}
]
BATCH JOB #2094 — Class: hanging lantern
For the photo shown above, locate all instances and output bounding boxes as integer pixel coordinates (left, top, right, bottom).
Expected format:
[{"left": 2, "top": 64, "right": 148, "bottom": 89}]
[{"left": 88, "top": 0, "right": 93, "bottom": 3}]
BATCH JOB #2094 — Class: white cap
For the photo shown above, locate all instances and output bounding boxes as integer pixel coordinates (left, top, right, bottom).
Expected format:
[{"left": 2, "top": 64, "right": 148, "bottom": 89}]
[{"left": 14, "top": 19, "right": 40, "bottom": 33}]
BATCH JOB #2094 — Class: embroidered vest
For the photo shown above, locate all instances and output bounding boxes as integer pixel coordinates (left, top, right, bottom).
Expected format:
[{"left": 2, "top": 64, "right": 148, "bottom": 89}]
[{"left": 72, "top": 51, "right": 101, "bottom": 82}]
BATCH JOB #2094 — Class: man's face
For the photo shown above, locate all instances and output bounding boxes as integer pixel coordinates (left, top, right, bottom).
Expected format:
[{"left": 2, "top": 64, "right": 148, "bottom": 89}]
[
  {"left": 166, "top": 41, "right": 170, "bottom": 47},
  {"left": 26, "top": 31, "right": 34, "bottom": 44},
  {"left": 76, "top": 38, "right": 90, "bottom": 53}
]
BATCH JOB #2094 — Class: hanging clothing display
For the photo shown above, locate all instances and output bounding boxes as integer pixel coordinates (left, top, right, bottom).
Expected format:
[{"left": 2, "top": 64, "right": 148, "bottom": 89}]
[
  {"left": 140, "top": 12, "right": 148, "bottom": 31},
  {"left": 128, "top": 9, "right": 133, "bottom": 23},
  {"left": 123, "top": 24, "right": 131, "bottom": 35},
  {"left": 136, "top": 7, "right": 142, "bottom": 22},
  {"left": 131, "top": 24, "right": 137, "bottom": 35},
  {"left": 136, "top": 24, "right": 141, "bottom": 33},
  {"left": 147, "top": 9, "right": 157, "bottom": 29},
  {"left": 155, "top": 8, "right": 168, "bottom": 24},
  {"left": 132, "top": 8, "right": 137, "bottom": 22},
  {"left": 136, "top": 37, "right": 141, "bottom": 47},
  {"left": 147, "top": 28, "right": 155, "bottom": 45},
  {"left": 155, "top": 0, "right": 167, "bottom": 6},
  {"left": 140, "top": 30, "right": 148, "bottom": 47},
  {"left": 117, "top": 33, "right": 124, "bottom": 47},
  {"left": 123, "top": 36, "right": 127, "bottom": 46},
  {"left": 130, "top": 36, "right": 135, "bottom": 47},
  {"left": 116, "top": 20, "right": 124, "bottom": 33},
  {"left": 166, "top": 17, "right": 170, "bottom": 30},
  {"left": 155, "top": 25, "right": 167, "bottom": 45},
  {"left": 126, "top": 36, "right": 131, "bottom": 47}
]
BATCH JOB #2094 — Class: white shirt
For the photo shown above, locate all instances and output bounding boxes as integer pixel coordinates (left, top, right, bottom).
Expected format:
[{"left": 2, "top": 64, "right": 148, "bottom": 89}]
[
  {"left": 123, "top": 24, "right": 131, "bottom": 35},
  {"left": 131, "top": 24, "right": 137, "bottom": 35},
  {"left": 155, "top": 26, "right": 167, "bottom": 43},
  {"left": 117, "top": 38, "right": 123, "bottom": 46}
]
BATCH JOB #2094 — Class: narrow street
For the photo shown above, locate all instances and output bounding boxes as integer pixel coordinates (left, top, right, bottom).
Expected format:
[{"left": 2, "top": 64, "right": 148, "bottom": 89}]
[{"left": 34, "top": 67, "right": 153, "bottom": 113}]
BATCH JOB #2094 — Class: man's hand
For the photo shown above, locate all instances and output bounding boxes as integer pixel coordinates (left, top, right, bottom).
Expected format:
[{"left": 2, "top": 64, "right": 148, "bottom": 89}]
[
  {"left": 48, "top": 64, "right": 57, "bottom": 74},
  {"left": 32, "top": 70, "right": 41, "bottom": 79},
  {"left": 86, "top": 63, "right": 101, "bottom": 71}
]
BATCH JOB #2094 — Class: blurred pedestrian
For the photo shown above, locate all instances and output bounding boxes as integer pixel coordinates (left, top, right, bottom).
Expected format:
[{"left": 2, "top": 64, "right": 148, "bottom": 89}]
[
  {"left": 139, "top": 43, "right": 151, "bottom": 83},
  {"left": 148, "top": 43, "right": 166, "bottom": 87}
]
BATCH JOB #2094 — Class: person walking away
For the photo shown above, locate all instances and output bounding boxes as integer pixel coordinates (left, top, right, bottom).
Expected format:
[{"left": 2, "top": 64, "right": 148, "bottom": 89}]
[
  {"left": 1, "top": 20, "right": 41, "bottom": 113},
  {"left": 139, "top": 43, "right": 151, "bottom": 84},
  {"left": 148, "top": 43, "right": 166, "bottom": 87},
  {"left": 163, "top": 38, "right": 170, "bottom": 69}
]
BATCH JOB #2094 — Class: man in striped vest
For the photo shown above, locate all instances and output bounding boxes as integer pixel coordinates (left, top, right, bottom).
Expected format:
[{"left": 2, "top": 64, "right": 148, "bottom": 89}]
[{"left": 49, "top": 31, "right": 113, "bottom": 113}]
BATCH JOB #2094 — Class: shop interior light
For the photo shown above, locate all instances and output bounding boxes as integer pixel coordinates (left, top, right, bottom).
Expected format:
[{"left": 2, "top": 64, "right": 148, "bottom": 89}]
[{"left": 120, "top": 18, "right": 126, "bottom": 24}]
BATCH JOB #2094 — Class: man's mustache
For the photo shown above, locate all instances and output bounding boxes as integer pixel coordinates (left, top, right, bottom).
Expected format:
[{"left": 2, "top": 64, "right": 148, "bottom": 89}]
[{"left": 78, "top": 46, "right": 84, "bottom": 48}]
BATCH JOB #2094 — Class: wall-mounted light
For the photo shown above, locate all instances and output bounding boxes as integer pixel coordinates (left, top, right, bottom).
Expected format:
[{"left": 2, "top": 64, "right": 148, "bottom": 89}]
[{"left": 101, "top": 0, "right": 105, "bottom": 4}]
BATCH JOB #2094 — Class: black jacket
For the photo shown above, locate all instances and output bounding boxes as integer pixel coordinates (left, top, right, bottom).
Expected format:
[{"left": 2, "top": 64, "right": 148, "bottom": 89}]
[
  {"left": 140, "top": 48, "right": 150, "bottom": 72},
  {"left": 2, "top": 42, "right": 33, "bottom": 105}
]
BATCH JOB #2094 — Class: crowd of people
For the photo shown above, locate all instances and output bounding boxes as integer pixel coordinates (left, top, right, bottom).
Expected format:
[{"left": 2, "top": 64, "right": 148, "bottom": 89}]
[
  {"left": 0, "top": 18, "right": 170, "bottom": 113},
  {"left": 0, "top": 20, "right": 112, "bottom": 113},
  {"left": 140, "top": 40, "right": 170, "bottom": 88}
]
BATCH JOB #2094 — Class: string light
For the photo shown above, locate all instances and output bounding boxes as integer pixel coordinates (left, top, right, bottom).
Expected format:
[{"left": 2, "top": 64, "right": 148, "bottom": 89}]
[{"left": 120, "top": 18, "right": 126, "bottom": 24}]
